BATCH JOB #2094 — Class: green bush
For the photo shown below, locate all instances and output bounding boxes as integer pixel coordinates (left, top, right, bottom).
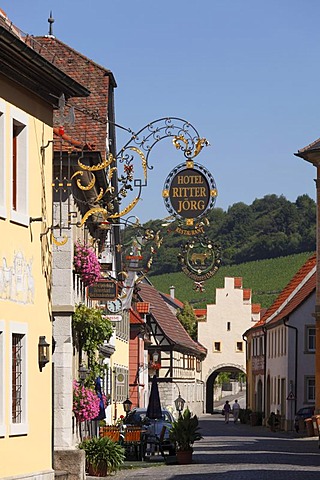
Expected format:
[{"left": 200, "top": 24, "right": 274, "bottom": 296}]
[{"left": 79, "top": 436, "right": 125, "bottom": 475}]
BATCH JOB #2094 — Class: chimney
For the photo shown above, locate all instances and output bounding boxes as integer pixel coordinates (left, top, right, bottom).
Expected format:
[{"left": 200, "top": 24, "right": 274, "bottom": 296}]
[{"left": 170, "top": 285, "right": 175, "bottom": 299}]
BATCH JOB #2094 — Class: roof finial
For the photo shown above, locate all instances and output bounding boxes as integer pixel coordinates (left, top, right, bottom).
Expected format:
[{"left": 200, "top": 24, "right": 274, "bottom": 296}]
[{"left": 48, "top": 11, "right": 55, "bottom": 37}]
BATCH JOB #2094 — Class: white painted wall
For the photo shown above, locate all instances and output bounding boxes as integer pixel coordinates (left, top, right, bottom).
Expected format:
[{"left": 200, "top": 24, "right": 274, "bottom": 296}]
[{"left": 198, "top": 277, "right": 258, "bottom": 382}]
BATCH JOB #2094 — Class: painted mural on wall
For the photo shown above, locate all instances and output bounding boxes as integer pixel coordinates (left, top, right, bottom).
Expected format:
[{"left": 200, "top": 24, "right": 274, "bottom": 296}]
[{"left": 0, "top": 252, "right": 35, "bottom": 303}]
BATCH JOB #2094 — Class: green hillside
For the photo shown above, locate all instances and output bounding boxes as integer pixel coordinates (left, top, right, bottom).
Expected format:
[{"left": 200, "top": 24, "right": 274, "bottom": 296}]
[{"left": 149, "top": 252, "right": 314, "bottom": 309}]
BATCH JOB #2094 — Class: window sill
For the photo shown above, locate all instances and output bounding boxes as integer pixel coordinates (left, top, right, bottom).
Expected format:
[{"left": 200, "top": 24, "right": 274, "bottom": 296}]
[{"left": 10, "top": 211, "right": 29, "bottom": 227}]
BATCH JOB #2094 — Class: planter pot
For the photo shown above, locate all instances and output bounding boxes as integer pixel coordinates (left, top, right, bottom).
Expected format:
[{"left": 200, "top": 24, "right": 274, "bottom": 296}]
[
  {"left": 87, "top": 462, "right": 108, "bottom": 477},
  {"left": 176, "top": 449, "right": 193, "bottom": 465}
]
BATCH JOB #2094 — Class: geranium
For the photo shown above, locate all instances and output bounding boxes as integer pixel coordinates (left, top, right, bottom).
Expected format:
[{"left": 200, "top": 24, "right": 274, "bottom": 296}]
[
  {"left": 149, "top": 362, "right": 161, "bottom": 370},
  {"left": 73, "top": 380, "right": 100, "bottom": 422},
  {"left": 73, "top": 241, "right": 101, "bottom": 287},
  {"left": 115, "top": 415, "right": 125, "bottom": 427}
]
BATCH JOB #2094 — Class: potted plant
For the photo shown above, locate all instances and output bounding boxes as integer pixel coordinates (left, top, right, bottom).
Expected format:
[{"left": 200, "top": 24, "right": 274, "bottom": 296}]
[
  {"left": 78, "top": 436, "right": 125, "bottom": 477},
  {"left": 73, "top": 241, "right": 101, "bottom": 287},
  {"left": 169, "top": 408, "right": 202, "bottom": 465}
]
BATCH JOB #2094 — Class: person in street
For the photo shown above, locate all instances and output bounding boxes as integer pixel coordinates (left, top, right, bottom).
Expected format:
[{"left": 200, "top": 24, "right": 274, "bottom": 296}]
[
  {"left": 232, "top": 399, "right": 240, "bottom": 423},
  {"left": 223, "top": 400, "right": 231, "bottom": 423}
]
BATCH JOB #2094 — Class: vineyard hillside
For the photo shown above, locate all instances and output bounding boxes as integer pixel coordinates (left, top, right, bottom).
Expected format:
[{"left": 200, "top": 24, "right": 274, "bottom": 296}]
[{"left": 149, "top": 252, "right": 314, "bottom": 309}]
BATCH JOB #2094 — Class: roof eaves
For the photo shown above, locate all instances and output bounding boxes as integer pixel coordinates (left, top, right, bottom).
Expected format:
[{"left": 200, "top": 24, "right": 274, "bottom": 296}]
[{"left": 0, "top": 26, "right": 89, "bottom": 105}]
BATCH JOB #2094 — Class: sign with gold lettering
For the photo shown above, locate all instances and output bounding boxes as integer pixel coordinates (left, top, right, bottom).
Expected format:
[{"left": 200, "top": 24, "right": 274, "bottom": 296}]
[
  {"left": 87, "top": 279, "right": 118, "bottom": 301},
  {"left": 163, "top": 162, "right": 217, "bottom": 221}
]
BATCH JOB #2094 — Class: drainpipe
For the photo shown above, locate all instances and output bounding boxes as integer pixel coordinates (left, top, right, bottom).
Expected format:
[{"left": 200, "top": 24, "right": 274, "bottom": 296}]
[
  {"left": 283, "top": 318, "right": 298, "bottom": 416},
  {"left": 262, "top": 325, "right": 267, "bottom": 419},
  {"left": 242, "top": 333, "right": 248, "bottom": 409}
]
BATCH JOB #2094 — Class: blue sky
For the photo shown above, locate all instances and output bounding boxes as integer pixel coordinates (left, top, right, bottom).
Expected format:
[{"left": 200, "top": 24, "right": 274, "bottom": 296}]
[{"left": 2, "top": 0, "right": 320, "bottom": 222}]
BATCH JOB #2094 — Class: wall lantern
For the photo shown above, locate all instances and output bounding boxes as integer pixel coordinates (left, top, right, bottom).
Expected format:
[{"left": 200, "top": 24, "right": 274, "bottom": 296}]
[
  {"left": 174, "top": 394, "right": 186, "bottom": 415},
  {"left": 79, "top": 364, "right": 89, "bottom": 384},
  {"left": 152, "top": 351, "right": 159, "bottom": 363},
  {"left": 38, "top": 336, "right": 50, "bottom": 371},
  {"left": 123, "top": 397, "right": 133, "bottom": 414}
]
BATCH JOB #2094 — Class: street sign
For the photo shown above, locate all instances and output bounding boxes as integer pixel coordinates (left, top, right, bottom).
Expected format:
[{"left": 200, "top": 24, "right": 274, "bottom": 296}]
[
  {"left": 287, "top": 391, "right": 295, "bottom": 400},
  {"left": 102, "top": 314, "right": 122, "bottom": 322}
]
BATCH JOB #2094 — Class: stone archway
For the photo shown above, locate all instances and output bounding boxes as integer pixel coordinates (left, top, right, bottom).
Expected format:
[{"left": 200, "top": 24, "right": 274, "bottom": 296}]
[{"left": 205, "top": 363, "right": 246, "bottom": 414}]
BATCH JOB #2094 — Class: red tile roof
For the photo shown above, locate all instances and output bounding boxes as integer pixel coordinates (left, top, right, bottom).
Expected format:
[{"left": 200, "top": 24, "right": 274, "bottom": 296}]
[
  {"left": 138, "top": 283, "right": 206, "bottom": 358},
  {"left": 130, "top": 308, "right": 144, "bottom": 325},
  {"left": 35, "top": 36, "right": 116, "bottom": 156},
  {"left": 261, "top": 253, "right": 316, "bottom": 326},
  {"left": 160, "top": 292, "right": 184, "bottom": 309},
  {"left": 251, "top": 304, "right": 261, "bottom": 314},
  {"left": 267, "top": 272, "right": 315, "bottom": 325},
  {"left": 234, "top": 277, "right": 242, "bottom": 288},
  {"left": 243, "top": 289, "right": 251, "bottom": 301},
  {"left": 136, "top": 302, "right": 150, "bottom": 314}
]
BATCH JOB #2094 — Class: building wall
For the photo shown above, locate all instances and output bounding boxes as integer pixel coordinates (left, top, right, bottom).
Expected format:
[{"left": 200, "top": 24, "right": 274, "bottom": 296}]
[
  {"left": 199, "top": 277, "right": 256, "bottom": 383},
  {"left": 266, "top": 292, "right": 315, "bottom": 428},
  {"left": 0, "top": 83, "right": 53, "bottom": 479}
]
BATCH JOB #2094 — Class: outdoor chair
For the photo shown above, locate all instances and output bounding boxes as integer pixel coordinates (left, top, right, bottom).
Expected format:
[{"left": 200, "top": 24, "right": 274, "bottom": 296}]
[
  {"left": 99, "top": 425, "right": 121, "bottom": 442},
  {"left": 144, "top": 425, "right": 176, "bottom": 464},
  {"left": 122, "top": 426, "right": 145, "bottom": 461}
]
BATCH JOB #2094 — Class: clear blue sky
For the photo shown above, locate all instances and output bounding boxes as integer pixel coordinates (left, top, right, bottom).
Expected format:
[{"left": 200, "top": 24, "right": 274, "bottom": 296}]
[{"left": 2, "top": 0, "right": 320, "bottom": 223}]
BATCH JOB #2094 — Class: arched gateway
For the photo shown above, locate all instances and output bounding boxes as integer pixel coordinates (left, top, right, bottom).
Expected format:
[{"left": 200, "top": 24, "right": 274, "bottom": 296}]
[
  {"left": 197, "top": 276, "right": 261, "bottom": 414},
  {"left": 205, "top": 364, "right": 246, "bottom": 413}
]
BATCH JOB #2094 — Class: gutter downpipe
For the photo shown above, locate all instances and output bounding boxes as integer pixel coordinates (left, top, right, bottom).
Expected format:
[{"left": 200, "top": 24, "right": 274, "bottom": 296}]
[
  {"left": 283, "top": 318, "right": 298, "bottom": 417},
  {"left": 242, "top": 333, "right": 248, "bottom": 409},
  {"left": 262, "top": 325, "right": 267, "bottom": 420}
]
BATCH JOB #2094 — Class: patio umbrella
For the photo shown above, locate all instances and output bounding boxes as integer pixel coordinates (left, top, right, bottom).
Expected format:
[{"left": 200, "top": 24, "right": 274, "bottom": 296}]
[{"left": 146, "top": 375, "right": 163, "bottom": 419}]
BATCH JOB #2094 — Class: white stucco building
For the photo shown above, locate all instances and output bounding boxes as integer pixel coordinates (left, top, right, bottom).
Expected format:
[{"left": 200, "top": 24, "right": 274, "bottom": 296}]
[{"left": 198, "top": 277, "right": 261, "bottom": 412}]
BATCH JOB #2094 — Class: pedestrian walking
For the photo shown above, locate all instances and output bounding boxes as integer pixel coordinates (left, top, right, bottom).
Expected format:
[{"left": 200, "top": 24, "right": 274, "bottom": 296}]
[
  {"left": 223, "top": 400, "right": 231, "bottom": 423},
  {"left": 232, "top": 399, "right": 240, "bottom": 423}
]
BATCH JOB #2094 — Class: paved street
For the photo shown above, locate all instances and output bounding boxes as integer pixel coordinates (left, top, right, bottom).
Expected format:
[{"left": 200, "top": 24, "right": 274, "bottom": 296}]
[{"left": 108, "top": 413, "right": 320, "bottom": 480}]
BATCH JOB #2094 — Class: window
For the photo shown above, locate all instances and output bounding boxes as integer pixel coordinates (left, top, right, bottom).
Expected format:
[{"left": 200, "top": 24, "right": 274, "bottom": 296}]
[
  {"left": 114, "top": 366, "right": 128, "bottom": 403},
  {"left": 196, "top": 358, "right": 201, "bottom": 373},
  {"left": 306, "top": 377, "right": 315, "bottom": 402},
  {"left": 0, "top": 321, "right": 5, "bottom": 437},
  {"left": 306, "top": 326, "right": 316, "bottom": 353},
  {"left": 10, "top": 107, "right": 28, "bottom": 226},
  {"left": 236, "top": 341, "right": 243, "bottom": 352},
  {"left": 227, "top": 322, "right": 231, "bottom": 331},
  {"left": 0, "top": 100, "right": 5, "bottom": 219},
  {"left": 213, "top": 342, "right": 221, "bottom": 352},
  {"left": 10, "top": 322, "right": 28, "bottom": 436}
]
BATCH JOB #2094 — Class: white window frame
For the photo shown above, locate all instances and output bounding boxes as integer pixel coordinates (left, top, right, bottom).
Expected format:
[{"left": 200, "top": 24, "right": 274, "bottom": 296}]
[
  {"left": 305, "top": 376, "right": 315, "bottom": 403},
  {"left": 10, "top": 107, "right": 29, "bottom": 226},
  {"left": 0, "top": 320, "right": 5, "bottom": 437},
  {"left": 9, "top": 322, "right": 28, "bottom": 436},
  {"left": 0, "top": 99, "right": 6, "bottom": 219},
  {"left": 306, "top": 326, "right": 316, "bottom": 353}
]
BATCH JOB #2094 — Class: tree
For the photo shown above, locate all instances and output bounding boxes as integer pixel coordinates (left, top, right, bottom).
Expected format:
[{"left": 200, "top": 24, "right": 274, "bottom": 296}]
[{"left": 176, "top": 302, "right": 198, "bottom": 340}]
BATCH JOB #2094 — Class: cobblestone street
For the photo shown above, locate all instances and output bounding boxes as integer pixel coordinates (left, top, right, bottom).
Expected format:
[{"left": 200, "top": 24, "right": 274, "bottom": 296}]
[{"left": 108, "top": 414, "right": 320, "bottom": 480}]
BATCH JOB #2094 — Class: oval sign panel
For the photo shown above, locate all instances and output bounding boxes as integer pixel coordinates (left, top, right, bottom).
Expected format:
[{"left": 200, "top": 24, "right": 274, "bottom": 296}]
[{"left": 163, "top": 162, "right": 217, "bottom": 220}]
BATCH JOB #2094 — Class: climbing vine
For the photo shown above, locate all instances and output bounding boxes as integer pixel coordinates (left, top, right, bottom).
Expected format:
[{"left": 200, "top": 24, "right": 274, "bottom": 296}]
[{"left": 72, "top": 304, "right": 114, "bottom": 380}]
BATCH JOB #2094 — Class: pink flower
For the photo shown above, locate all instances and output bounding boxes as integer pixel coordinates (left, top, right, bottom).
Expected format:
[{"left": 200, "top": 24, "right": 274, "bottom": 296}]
[
  {"left": 73, "top": 380, "right": 100, "bottom": 422},
  {"left": 73, "top": 242, "right": 101, "bottom": 287}
]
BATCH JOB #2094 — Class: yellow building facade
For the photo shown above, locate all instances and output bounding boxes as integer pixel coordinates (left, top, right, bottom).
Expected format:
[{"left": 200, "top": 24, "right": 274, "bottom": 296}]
[{"left": 0, "top": 17, "right": 88, "bottom": 480}]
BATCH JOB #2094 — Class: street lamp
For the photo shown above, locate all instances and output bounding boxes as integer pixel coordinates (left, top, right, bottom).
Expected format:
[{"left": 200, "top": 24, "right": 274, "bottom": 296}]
[
  {"left": 123, "top": 397, "right": 133, "bottom": 415},
  {"left": 174, "top": 394, "right": 185, "bottom": 416}
]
